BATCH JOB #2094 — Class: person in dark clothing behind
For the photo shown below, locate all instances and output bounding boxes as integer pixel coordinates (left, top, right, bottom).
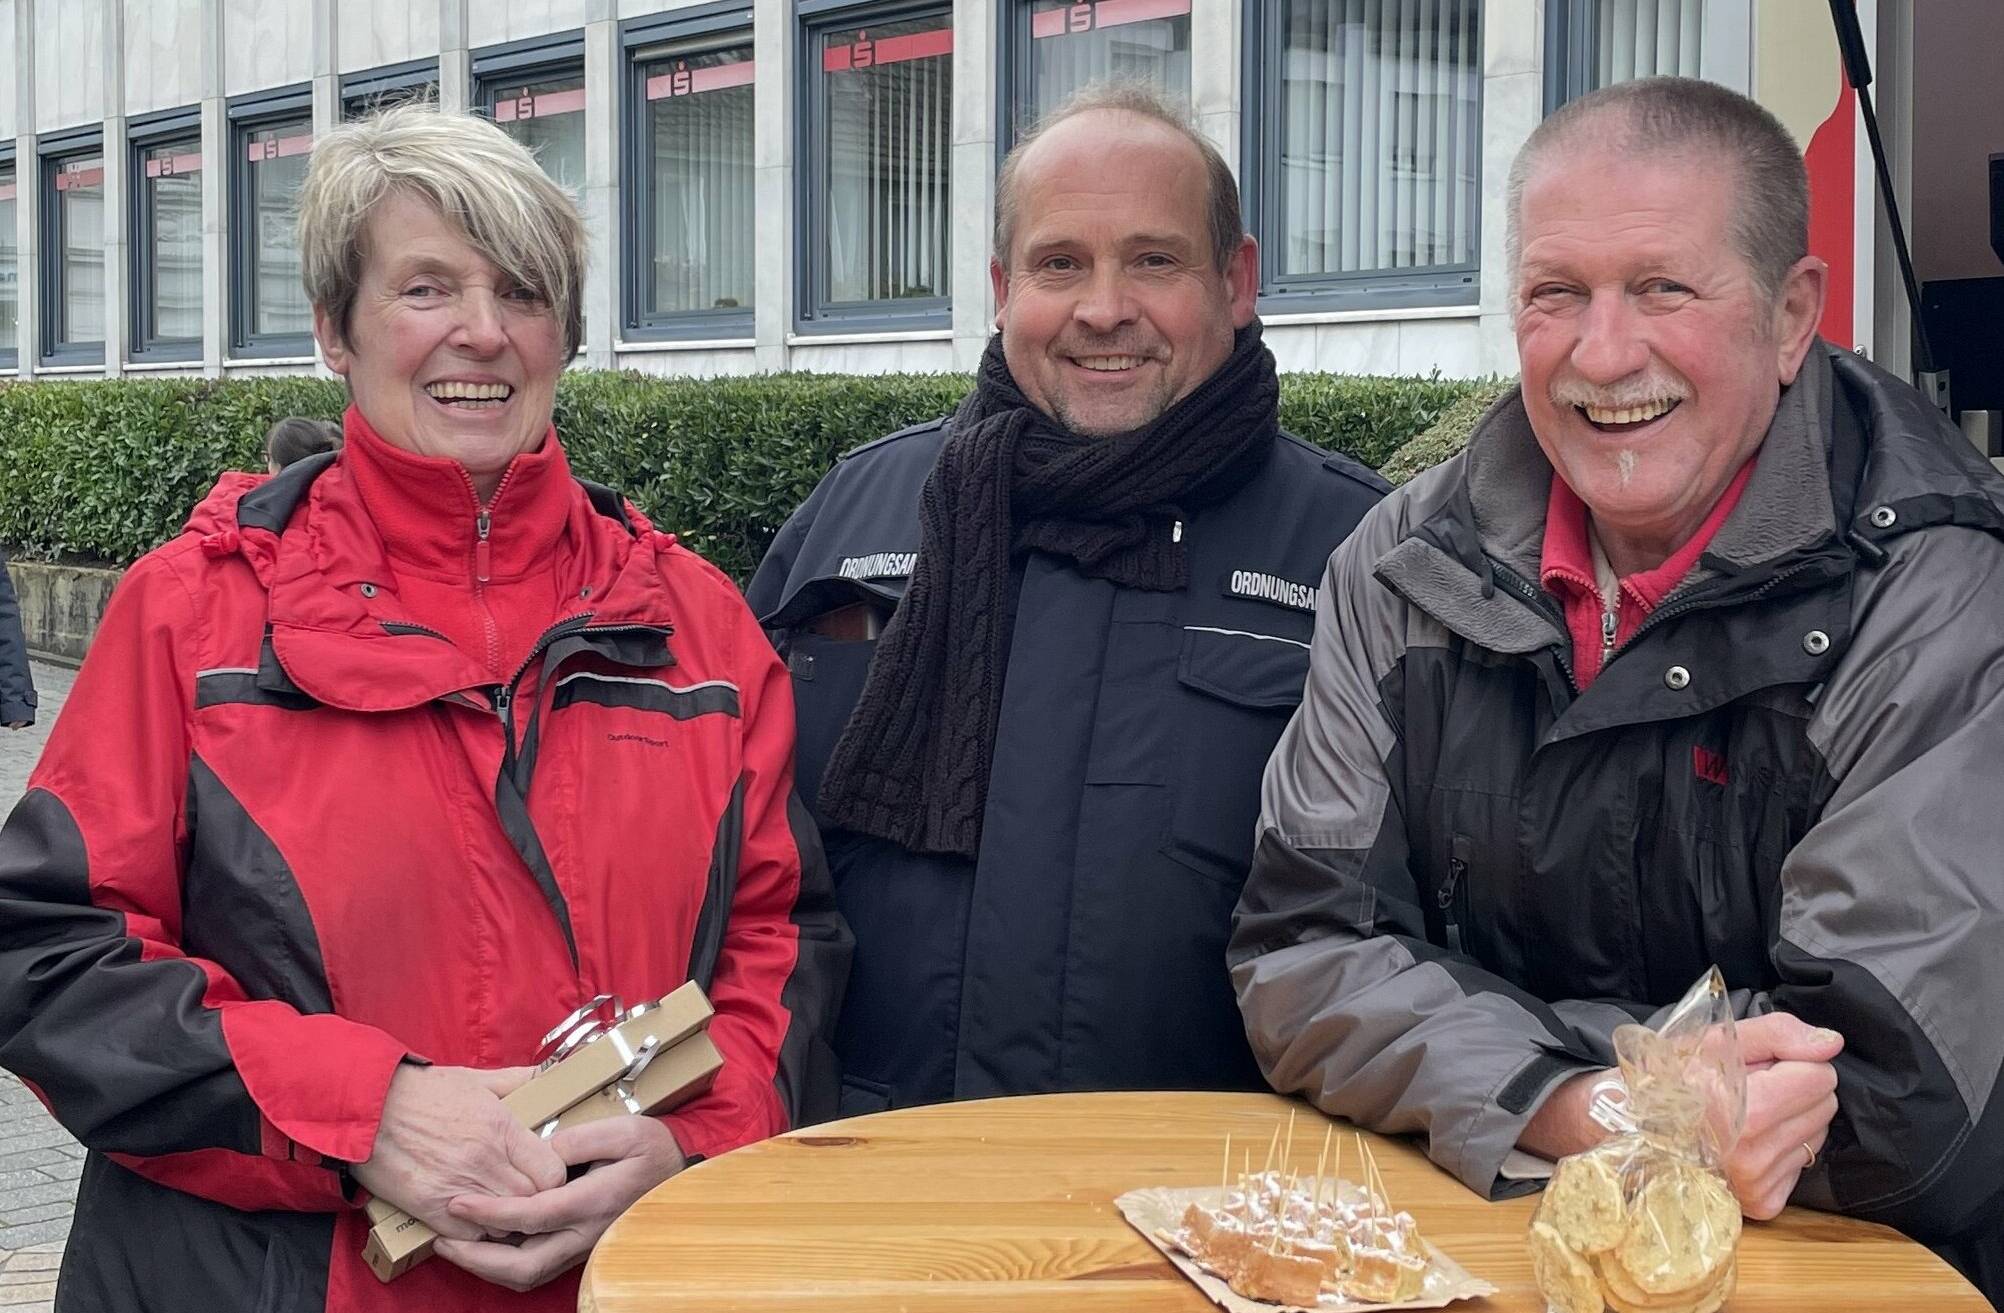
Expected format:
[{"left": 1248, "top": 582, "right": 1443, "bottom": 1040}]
[
  {"left": 264, "top": 416, "right": 344, "bottom": 471},
  {"left": 0, "top": 549, "right": 34, "bottom": 728},
  {"left": 748, "top": 82, "right": 1386, "bottom": 1118}
]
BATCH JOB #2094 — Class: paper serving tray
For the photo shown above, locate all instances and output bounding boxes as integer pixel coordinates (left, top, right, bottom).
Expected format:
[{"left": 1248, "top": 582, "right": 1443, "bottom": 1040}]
[{"left": 1116, "top": 1184, "right": 1498, "bottom": 1313}]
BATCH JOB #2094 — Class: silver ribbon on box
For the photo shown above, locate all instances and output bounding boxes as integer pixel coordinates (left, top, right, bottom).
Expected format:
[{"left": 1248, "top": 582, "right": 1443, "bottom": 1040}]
[{"left": 530, "top": 995, "right": 666, "bottom": 1136}]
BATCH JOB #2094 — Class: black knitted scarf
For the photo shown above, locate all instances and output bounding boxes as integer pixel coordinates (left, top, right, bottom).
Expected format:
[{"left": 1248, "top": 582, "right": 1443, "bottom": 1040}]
[{"left": 816, "top": 324, "right": 1280, "bottom": 858}]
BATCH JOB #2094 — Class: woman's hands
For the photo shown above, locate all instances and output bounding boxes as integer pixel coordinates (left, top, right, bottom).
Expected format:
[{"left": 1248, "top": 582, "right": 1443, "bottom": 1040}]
[
  {"left": 432, "top": 1115, "right": 688, "bottom": 1291},
  {"left": 349, "top": 1063, "right": 567, "bottom": 1241}
]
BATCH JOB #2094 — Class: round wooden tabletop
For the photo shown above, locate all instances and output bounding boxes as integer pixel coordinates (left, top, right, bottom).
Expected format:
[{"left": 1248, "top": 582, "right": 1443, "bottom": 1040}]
[{"left": 579, "top": 1090, "right": 1988, "bottom": 1312}]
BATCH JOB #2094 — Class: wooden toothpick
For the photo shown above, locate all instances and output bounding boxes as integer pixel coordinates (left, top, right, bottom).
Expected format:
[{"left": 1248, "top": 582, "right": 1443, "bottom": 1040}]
[
  {"left": 1282, "top": 1108, "right": 1297, "bottom": 1179},
  {"left": 1262, "top": 1121, "right": 1281, "bottom": 1177},
  {"left": 1220, "top": 1132, "right": 1232, "bottom": 1198},
  {"left": 1314, "top": 1124, "right": 1332, "bottom": 1203}
]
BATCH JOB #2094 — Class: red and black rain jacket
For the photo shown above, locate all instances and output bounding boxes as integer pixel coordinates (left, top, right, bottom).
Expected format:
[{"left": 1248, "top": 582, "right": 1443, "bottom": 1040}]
[{"left": 0, "top": 414, "right": 849, "bottom": 1312}]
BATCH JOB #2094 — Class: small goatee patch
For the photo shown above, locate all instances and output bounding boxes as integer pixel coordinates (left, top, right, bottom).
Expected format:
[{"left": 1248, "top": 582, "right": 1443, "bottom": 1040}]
[{"left": 1615, "top": 449, "right": 1638, "bottom": 485}]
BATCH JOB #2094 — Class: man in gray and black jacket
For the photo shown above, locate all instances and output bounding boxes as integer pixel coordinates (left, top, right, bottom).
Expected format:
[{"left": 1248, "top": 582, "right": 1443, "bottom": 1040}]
[{"left": 1233, "top": 76, "right": 2004, "bottom": 1300}]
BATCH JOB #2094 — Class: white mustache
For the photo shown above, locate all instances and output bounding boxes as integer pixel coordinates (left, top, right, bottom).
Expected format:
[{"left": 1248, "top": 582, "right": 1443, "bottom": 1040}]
[{"left": 1549, "top": 375, "right": 1689, "bottom": 410}]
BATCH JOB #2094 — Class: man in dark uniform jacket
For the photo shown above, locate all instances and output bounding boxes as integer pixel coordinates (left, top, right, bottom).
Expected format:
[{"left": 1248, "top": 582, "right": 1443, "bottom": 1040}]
[{"left": 748, "top": 84, "right": 1385, "bottom": 1117}]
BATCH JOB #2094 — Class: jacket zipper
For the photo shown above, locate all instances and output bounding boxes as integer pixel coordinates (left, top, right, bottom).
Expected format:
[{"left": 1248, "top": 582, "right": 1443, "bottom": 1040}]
[
  {"left": 460, "top": 466, "right": 517, "bottom": 678},
  {"left": 488, "top": 616, "right": 674, "bottom": 767},
  {"left": 1439, "top": 835, "right": 1471, "bottom": 955},
  {"left": 1600, "top": 607, "right": 1617, "bottom": 667},
  {"left": 1488, "top": 562, "right": 1582, "bottom": 692}
]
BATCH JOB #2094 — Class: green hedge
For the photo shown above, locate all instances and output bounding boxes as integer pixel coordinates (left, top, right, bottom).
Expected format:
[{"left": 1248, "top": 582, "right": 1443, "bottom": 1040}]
[
  {"left": 1378, "top": 381, "right": 1516, "bottom": 486},
  {"left": 0, "top": 369, "right": 1497, "bottom": 580}
]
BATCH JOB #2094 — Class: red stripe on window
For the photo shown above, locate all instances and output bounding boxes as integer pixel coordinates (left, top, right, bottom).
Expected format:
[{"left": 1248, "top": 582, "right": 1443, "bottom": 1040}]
[
  {"left": 1094, "top": 0, "right": 1191, "bottom": 25},
  {"left": 494, "top": 86, "right": 587, "bottom": 121},
  {"left": 646, "top": 59, "right": 756, "bottom": 100},
  {"left": 1032, "top": 0, "right": 1189, "bottom": 38},
  {"left": 144, "top": 151, "right": 204, "bottom": 179},
  {"left": 822, "top": 26, "right": 952, "bottom": 72},
  {"left": 246, "top": 133, "right": 315, "bottom": 163},
  {"left": 54, "top": 167, "right": 105, "bottom": 191}
]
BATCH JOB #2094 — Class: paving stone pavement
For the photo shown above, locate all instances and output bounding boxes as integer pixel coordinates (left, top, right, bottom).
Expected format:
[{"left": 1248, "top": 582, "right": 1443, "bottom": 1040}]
[{"left": 0, "top": 661, "right": 80, "bottom": 1313}]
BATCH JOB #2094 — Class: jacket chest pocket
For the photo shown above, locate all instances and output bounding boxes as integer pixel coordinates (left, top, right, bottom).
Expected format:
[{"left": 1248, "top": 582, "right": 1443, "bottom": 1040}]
[
  {"left": 1162, "top": 626, "right": 1312, "bottom": 886},
  {"left": 784, "top": 632, "right": 879, "bottom": 816}
]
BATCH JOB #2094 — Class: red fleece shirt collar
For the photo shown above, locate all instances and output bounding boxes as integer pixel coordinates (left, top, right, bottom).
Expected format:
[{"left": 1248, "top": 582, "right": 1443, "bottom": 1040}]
[
  {"left": 1540, "top": 457, "right": 1756, "bottom": 689},
  {"left": 339, "top": 405, "right": 572, "bottom": 583}
]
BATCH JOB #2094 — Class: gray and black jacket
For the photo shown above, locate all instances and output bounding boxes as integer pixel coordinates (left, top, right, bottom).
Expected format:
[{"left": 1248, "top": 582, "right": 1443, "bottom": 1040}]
[{"left": 1231, "top": 343, "right": 2004, "bottom": 1294}]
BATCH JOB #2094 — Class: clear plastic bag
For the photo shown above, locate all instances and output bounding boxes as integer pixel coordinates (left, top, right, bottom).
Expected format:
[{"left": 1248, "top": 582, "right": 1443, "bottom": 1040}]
[{"left": 1528, "top": 967, "right": 1746, "bottom": 1313}]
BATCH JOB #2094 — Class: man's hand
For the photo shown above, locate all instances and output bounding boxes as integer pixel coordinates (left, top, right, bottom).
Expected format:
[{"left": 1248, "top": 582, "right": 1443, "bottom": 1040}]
[
  {"left": 3, "top": 722, "right": 30, "bottom": 731},
  {"left": 1515, "top": 1013, "right": 1843, "bottom": 1222},
  {"left": 1728, "top": 1012, "right": 1843, "bottom": 1219},
  {"left": 433, "top": 1115, "right": 687, "bottom": 1292},
  {"left": 349, "top": 1064, "right": 567, "bottom": 1241}
]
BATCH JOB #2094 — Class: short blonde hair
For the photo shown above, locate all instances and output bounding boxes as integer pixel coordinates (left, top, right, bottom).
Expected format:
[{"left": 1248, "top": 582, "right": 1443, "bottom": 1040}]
[{"left": 298, "top": 105, "right": 587, "bottom": 358}]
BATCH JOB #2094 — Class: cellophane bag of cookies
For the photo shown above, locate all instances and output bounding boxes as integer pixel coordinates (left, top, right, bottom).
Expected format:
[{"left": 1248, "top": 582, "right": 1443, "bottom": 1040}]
[{"left": 1527, "top": 967, "right": 1747, "bottom": 1313}]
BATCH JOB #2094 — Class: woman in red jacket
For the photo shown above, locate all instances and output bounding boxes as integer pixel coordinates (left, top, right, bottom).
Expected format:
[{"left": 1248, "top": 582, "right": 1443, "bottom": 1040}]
[{"left": 0, "top": 105, "right": 848, "bottom": 1312}]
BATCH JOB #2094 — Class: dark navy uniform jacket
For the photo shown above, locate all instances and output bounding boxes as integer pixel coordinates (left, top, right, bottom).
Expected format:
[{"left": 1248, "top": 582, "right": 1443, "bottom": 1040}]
[{"left": 747, "top": 414, "right": 1386, "bottom": 1117}]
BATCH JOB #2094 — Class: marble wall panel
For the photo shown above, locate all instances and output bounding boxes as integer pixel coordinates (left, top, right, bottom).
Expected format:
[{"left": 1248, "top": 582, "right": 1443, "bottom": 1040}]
[
  {"left": 337, "top": 0, "right": 441, "bottom": 74},
  {"left": 125, "top": 0, "right": 206, "bottom": 116},
  {"left": 0, "top": 0, "right": 16, "bottom": 139},
  {"left": 618, "top": 347, "right": 760, "bottom": 377},
  {"left": 469, "top": 0, "right": 589, "bottom": 50},
  {"left": 786, "top": 340, "right": 955, "bottom": 375},
  {"left": 223, "top": 0, "right": 313, "bottom": 96},
  {"left": 36, "top": 0, "right": 106, "bottom": 132}
]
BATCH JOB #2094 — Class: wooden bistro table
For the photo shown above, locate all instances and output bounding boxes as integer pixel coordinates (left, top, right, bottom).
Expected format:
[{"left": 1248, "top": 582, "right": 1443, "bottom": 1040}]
[{"left": 580, "top": 1090, "right": 1988, "bottom": 1313}]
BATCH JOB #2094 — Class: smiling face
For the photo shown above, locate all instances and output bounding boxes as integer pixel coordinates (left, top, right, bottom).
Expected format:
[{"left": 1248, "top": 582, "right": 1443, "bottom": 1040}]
[
  {"left": 314, "top": 190, "right": 565, "bottom": 499},
  {"left": 1513, "top": 142, "right": 1825, "bottom": 570},
  {"left": 990, "top": 111, "right": 1258, "bottom": 438}
]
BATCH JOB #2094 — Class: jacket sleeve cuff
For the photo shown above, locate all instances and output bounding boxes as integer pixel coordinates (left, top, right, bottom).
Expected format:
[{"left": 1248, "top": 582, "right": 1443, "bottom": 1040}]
[
  {"left": 1, "top": 699, "right": 34, "bottom": 724},
  {"left": 1459, "top": 1051, "right": 1601, "bottom": 1200},
  {"left": 221, "top": 1004, "right": 412, "bottom": 1165}
]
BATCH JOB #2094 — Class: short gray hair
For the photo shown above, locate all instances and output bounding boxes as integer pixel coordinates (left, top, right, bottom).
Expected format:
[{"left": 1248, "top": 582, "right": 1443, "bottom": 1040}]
[
  {"left": 298, "top": 104, "right": 587, "bottom": 358},
  {"left": 1506, "top": 76, "right": 1809, "bottom": 300},
  {"left": 993, "top": 82, "right": 1243, "bottom": 273}
]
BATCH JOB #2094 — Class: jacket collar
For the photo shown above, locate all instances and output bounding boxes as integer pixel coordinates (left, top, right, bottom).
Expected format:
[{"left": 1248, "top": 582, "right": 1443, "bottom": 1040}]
[
  {"left": 339, "top": 406, "right": 573, "bottom": 583},
  {"left": 220, "top": 423, "right": 676, "bottom": 713}
]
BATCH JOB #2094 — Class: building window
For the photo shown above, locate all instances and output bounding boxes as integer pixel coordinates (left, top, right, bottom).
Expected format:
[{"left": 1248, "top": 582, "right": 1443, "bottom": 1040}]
[
  {"left": 342, "top": 60, "right": 440, "bottom": 120},
  {"left": 1244, "top": 0, "right": 1482, "bottom": 311},
  {"left": 230, "top": 88, "right": 315, "bottom": 357},
  {"left": 130, "top": 110, "right": 204, "bottom": 361},
  {"left": 798, "top": 0, "right": 953, "bottom": 330},
  {"left": 623, "top": 17, "right": 756, "bottom": 339},
  {"left": 476, "top": 34, "right": 587, "bottom": 193},
  {"left": 41, "top": 140, "right": 106, "bottom": 364},
  {"left": 0, "top": 159, "right": 16, "bottom": 368},
  {"left": 1547, "top": 0, "right": 1703, "bottom": 111},
  {"left": 1008, "top": 0, "right": 1192, "bottom": 137}
]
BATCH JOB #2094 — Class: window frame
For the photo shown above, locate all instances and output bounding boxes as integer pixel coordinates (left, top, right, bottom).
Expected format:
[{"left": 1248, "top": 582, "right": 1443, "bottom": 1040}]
[
  {"left": 127, "top": 106, "right": 206, "bottom": 364},
  {"left": 227, "top": 85, "right": 316, "bottom": 360},
  {"left": 995, "top": 0, "right": 1197, "bottom": 161},
  {"left": 1545, "top": 0, "right": 1599, "bottom": 113},
  {"left": 1240, "top": 0, "right": 1482, "bottom": 314},
  {"left": 794, "top": 0, "right": 955, "bottom": 334},
  {"left": 37, "top": 126, "right": 108, "bottom": 367},
  {"left": 0, "top": 143, "right": 17, "bottom": 371},
  {"left": 473, "top": 31, "right": 588, "bottom": 204},
  {"left": 621, "top": 3, "right": 758, "bottom": 343},
  {"left": 340, "top": 59, "right": 440, "bottom": 121}
]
